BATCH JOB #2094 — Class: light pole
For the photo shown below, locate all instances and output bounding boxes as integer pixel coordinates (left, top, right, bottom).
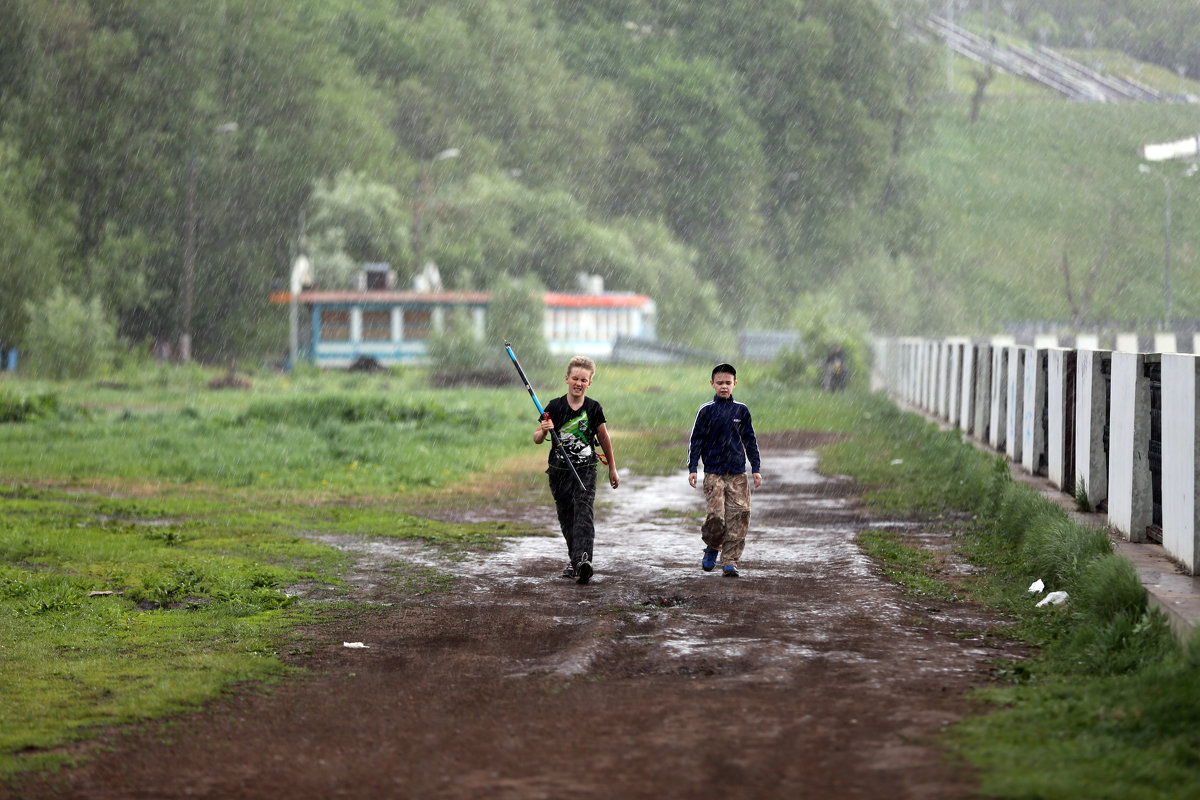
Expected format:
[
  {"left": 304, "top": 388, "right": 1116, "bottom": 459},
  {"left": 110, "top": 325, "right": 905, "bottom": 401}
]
[
  {"left": 1139, "top": 162, "right": 1198, "bottom": 328},
  {"left": 411, "top": 147, "right": 459, "bottom": 278},
  {"left": 180, "top": 121, "right": 238, "bottom": 363}
]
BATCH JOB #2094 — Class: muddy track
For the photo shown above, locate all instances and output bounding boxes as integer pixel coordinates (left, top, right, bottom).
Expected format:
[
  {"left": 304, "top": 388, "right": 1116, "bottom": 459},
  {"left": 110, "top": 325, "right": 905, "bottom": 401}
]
[{"left": 13, "top": 445, "right": 1021, "bottom": 799}]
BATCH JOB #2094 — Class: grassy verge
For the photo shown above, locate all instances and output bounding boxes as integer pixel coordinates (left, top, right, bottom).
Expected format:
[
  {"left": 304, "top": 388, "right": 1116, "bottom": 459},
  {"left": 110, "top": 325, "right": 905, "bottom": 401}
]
[
  {"left": 0, "top": 361, "right": 842, "bottom": 780},
  {"left": 822, "top": 393, "right": 1200, "bottom": 800}
]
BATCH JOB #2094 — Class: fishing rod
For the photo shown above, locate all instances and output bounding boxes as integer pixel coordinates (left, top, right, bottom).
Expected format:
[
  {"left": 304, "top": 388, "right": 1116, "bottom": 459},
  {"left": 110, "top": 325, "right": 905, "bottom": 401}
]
[{"left": 504, "top": 339, "right": 586, "bottom": 492}]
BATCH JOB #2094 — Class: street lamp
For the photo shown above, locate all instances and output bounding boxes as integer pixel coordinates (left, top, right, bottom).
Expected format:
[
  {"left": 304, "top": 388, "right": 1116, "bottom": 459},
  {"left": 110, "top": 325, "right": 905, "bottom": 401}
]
[
  {"left": 1139, "top": 161, "right": 1198, "bottom": 328},
  {"left": 411, "top": 147, "right": 459, "bottom": 278},
  {"left": 180, "top": 121, "right": 238, "bottom": 363}
]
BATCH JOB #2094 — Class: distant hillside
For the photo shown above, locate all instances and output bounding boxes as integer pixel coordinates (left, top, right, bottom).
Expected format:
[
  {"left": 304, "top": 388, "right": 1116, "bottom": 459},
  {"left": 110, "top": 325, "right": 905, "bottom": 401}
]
[{"left": 909, "top": 50, "right": 1200, "bottom": 335}]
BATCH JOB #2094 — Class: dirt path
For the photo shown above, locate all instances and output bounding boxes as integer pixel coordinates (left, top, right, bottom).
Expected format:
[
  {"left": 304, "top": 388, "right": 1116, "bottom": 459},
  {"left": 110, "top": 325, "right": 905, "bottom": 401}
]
[{"left": 13, "top": 440, "right": 1020, "bottom": 799}]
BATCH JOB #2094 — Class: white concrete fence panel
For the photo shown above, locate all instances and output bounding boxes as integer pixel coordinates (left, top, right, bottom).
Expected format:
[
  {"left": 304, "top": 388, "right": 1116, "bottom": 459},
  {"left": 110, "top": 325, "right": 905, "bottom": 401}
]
[{"left": 876, "top": 338, "right": 1198, "bottom": 575}]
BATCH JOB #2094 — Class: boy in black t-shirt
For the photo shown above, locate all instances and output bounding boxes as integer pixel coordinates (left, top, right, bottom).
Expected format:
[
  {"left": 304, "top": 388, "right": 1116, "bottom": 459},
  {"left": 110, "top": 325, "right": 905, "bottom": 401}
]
[{"left": 534, "top": 355, "right": 619, "bottom": 584}]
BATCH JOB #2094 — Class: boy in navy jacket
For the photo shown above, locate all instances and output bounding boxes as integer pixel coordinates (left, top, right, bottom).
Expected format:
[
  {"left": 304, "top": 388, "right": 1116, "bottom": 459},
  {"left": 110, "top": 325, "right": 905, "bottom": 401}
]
[{"left": 687, "top": 363, "right": 762, "bottom": 577}]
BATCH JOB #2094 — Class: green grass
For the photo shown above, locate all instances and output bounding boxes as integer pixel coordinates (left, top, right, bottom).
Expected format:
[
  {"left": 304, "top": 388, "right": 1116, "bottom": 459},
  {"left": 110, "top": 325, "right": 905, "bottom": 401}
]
[
  {"left": 914, "top": 86, "right": 1200, "bottom": 332},
  {"left": 857, "top": 529, "right": 961, "bottom": 602},
  {"left": 0, "top": 367, "right": 563, "bottom": 781},
  {"left": 822, "top": 392, "right": 1200, "bottom": 799},
  {"left": 0, "top": 362, "right": 841, "bottom": 780},
  {"left": 4, "top": 364, "right": 1200, "bottom": 797}
]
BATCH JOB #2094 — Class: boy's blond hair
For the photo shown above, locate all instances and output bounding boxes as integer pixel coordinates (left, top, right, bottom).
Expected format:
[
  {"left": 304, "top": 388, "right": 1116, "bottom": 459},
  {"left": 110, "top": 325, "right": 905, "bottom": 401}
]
[{"left": 566, "top": 355, "right": 596, "bottom": 376}]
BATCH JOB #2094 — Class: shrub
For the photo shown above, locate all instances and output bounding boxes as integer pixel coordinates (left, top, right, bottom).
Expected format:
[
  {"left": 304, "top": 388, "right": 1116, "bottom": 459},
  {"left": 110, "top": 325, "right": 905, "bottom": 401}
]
[
  {"left": 0, "top": 389, "right": 60, "bottom": 423},
  {"left": 992, "top": 481, "right": 1059, "bottom": 547},
  {"left": 426, "top": 309, "right": 493, "bottom": 376},
  {"left": 1074, "top": 553, "right": 1148, "bottom": 623},
  {"left": 240, "top": 394, "right": 471, "bottom": 428},
  {"left": 1021, "top": 516, "right": 1112, "bottom": 590},
  {"left": 23, "top": 287, "right": 119, "bottom": 380}
]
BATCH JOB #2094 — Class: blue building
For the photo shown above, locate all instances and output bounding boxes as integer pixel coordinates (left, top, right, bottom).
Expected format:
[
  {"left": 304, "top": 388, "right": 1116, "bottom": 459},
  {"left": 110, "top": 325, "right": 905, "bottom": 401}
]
[{"left": 275, "top": 286, "right": 656, "bottom": 368}]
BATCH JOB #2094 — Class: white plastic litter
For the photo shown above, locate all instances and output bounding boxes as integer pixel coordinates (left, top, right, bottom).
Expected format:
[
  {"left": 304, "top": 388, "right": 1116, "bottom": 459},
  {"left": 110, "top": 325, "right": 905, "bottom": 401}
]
[
  {"left": 1035, "top": 591, "right": 1068, "bottom": 607},
  {"left": 890, "top": 458, "right": 904, "bottom": 466},
  {"left": 342, "top": 641, "right": 370, "bottom": 648},
  {"left": 1027, "top": 579, "right": 1045, "bottom": 593}
]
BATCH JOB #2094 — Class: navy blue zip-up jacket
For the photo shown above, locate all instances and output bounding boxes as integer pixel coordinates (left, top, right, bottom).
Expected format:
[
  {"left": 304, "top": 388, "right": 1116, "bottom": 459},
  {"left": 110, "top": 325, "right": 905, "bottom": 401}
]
[{"left": 687, "top": 394, "right": 761, "bottom": 475}]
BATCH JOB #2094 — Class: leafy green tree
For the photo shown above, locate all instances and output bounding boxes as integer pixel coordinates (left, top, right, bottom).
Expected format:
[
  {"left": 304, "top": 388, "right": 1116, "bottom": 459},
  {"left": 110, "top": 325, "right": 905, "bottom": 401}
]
[
  {"left": 625, "top": 53, "right": 766, "bottom": 309},
  {"left": 0, "top": 140, "right": 66, "bottom": 351},
  {"left": 305, "top": 170, "right": 410, "bottom": 288}
]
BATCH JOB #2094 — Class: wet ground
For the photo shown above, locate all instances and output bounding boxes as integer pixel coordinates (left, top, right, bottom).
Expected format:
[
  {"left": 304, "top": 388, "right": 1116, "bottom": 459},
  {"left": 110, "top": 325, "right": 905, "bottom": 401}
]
[{"left": 13, "top": 440, "right": 1022, "bottom": 799}]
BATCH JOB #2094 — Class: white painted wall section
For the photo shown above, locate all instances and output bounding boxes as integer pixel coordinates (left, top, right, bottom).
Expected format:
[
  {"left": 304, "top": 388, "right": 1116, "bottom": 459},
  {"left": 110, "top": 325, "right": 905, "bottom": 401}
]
[{"left": 1162, "top": 354, "right": 1200, "bottom": 574}]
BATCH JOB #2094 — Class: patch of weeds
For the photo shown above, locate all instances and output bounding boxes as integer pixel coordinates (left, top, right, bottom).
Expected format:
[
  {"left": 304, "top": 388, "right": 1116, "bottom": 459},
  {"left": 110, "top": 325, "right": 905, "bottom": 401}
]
[
  {"left": 0, "top": 389, "right": 62, "bottom": 423},
  {"left": 1074, "top": 476, "right": 1092, "bottom": 513},
  {"left": 856, "top": 529, "right": 960, "bottom": 602}
]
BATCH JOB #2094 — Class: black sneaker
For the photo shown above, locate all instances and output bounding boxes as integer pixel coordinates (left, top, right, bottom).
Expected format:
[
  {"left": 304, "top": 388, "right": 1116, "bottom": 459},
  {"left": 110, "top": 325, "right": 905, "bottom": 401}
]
[
  {"left": 575, "top": 554, "right": 593, "bottom": 585},
  {"left": 561, "top": 565, "right": 576, "bottom": 579}
]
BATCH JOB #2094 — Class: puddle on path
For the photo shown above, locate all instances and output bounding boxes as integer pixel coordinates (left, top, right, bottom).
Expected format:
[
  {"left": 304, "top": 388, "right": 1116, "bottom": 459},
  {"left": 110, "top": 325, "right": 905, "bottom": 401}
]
[{"left": 310, "top": 450, "right": 997, "bottom": 683}]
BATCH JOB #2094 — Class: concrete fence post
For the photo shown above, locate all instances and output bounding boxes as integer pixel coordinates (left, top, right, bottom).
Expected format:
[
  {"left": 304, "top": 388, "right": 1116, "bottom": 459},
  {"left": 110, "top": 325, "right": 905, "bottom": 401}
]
[
  {"left": 1162, "top": 354, "right": 1200, "bottom": 574},
  {"left": 1108, "top": 351, "right": 1152, "bottom": 542},
  {"left": 960, "top": 342, "right": 976, "bottom": 435},
  {"left": 946, "top": 340, "right": 960, "bottom": 426},
  {"left": 989, "top": 347, "right": 1008, "bottom": 451},
  {"left": 973, "top": 343, "right": 992, "bottom": 443},
  {"left": 1021, "top": 348, "right": 1047, "bottom": 475},
  {"left": 936, "top": 341, "right": 949, "bottom": 419},
  {"left": 1074, "top": 349, "right": 1110, "bottom": 508},
  {"left": 1005, "top": 346, "right": 1025, "bottom": 464},
  {"left": 1046, "top": 348, "right": 1076, "bottom": 492}
]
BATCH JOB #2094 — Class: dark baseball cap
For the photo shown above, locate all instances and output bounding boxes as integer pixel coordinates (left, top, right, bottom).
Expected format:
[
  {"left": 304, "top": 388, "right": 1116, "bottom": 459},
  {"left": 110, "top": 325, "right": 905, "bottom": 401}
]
[{"left": 712, "top": 362, "right": 736, "bottom": 378}]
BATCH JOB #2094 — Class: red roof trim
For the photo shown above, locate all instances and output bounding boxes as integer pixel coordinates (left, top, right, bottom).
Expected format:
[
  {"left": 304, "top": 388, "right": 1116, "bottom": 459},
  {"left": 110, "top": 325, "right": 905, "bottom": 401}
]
[
  {"left": 277, "top": 290, "right": 492, "bottom": 305},
  {"left": 542, "top": 292, "right": 652, "bottom": 308}
]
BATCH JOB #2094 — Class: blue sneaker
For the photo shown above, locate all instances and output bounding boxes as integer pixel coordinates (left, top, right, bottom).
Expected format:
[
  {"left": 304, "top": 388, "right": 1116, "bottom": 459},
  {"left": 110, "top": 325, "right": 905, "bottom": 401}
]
[
  {"left": 722, "top": 564, "right": 739, "bottom": 578},
  {"left": 701, "top": 548, "right": 719, "bottom": 572}
]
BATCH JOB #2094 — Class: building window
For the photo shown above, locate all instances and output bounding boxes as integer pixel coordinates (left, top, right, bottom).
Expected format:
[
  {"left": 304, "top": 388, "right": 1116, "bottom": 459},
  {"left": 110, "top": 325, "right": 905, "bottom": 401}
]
[
  {"left": 362, "top": 310, "right": 391, "bottom": 341},
  {"left": 321, "top": 309, "right": 351, "bottom": 341},
  {"left": 404, "top": 309, "right": 433, "bottom": 340}
]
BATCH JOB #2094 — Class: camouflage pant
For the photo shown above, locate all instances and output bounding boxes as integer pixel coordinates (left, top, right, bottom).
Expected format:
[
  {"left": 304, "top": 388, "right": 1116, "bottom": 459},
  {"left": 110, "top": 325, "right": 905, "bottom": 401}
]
[{"left": 701, "top": 472, "right": 751, "bottom": 566}]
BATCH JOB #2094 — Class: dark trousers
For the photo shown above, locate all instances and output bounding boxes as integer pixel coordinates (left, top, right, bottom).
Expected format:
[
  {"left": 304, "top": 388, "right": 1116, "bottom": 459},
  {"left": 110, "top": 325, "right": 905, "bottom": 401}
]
[{"left": 547, "top": 463, "right": 597, "bottom": 566}]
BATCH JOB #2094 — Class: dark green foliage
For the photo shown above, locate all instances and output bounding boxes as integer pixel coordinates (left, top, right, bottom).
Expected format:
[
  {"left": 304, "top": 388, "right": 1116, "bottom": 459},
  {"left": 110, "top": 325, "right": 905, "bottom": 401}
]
[
  {"left": 239, "top": 395, "right": 471, "bottom": 427},
  {"left": 0, "top": 0, "right": 940, "bottom": 358},
  {"left": 1074, "top": 553, "right": 1148, "bottom": 623},
  {"left": 0, "top": 389, "right": 59, "bottom": 423}
]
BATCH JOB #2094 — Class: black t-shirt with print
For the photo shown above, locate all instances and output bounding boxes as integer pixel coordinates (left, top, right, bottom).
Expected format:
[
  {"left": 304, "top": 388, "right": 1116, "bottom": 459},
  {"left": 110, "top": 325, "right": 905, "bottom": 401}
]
[{"left": 544, "top": 395, "right": 606, "bottom": 469}]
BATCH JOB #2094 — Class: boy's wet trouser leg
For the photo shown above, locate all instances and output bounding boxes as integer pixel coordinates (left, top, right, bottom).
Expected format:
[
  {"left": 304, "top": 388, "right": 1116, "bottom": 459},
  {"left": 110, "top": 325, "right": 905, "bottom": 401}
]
[
  {"left": 548, "top": 464, "right": 597, "bottom": 566},
  {"left": 701, "top": 472, "right": 751, "bottom": 566}
]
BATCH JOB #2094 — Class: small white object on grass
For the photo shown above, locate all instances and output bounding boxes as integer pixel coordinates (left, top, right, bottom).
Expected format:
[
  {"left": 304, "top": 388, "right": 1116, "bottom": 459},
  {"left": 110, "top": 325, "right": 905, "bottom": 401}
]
[
  {"left": 890, "top": 458, "right": 904, "bottom": 466},
  {"left": 343, "top": 641, "right": 370, "bottom": 649},
  {"left": 1027, "top": 578, "right": 1045, "bottom": 593},
  {"left": 1035, "top": 591, "right": 1068, "bottom": 607}
]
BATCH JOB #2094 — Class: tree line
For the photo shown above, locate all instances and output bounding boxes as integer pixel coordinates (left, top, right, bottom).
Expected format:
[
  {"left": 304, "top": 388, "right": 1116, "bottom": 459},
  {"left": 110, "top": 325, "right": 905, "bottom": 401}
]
[
  {"left": 996, "top": 0, "right": 1200, "bottom": 83},
  {"left": 0, "top": 0, "right": 942, "bottom": 373}
]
